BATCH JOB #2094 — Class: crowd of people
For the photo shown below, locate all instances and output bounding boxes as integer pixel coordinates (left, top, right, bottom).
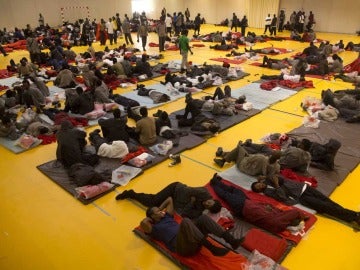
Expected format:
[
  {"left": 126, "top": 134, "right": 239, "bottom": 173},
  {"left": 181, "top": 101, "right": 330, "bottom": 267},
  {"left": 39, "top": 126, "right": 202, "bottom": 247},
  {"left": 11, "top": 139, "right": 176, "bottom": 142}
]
[{"left": 1, "top": 6, "right": 360, "bottom": 264}]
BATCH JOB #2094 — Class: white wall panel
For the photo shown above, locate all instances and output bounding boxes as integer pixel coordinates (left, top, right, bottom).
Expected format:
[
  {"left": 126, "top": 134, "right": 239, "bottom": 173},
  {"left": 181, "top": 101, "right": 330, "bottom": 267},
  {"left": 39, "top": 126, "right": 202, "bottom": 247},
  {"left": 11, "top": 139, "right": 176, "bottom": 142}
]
[{"left": 0, "top": 0, "right": 358, "bottom": 33}]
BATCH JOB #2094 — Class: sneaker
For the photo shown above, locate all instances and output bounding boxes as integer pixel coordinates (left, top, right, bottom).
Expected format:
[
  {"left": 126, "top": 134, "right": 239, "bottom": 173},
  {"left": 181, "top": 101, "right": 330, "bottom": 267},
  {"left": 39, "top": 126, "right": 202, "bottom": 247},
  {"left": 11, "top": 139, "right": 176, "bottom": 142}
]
[
  {"left": 213, "top": 158, "right": 225, "bottom": 168},
  {"left": 243, "top": 139, "right": 252, "bottom": 146},
  {"left": 215, "top": 147, "right": 223, "bottom": 157},
  {"left": 115, "top": 189, "right": 135, "bottom": 200},
  {"left": 210, "top": 173, "right": 222, "bottom": 185},
  {"left": 351, "top": 220, "right": 360, "bottom": 232},
  {"left": 169, "top": 154, "right": 181, "bottom": 166}
]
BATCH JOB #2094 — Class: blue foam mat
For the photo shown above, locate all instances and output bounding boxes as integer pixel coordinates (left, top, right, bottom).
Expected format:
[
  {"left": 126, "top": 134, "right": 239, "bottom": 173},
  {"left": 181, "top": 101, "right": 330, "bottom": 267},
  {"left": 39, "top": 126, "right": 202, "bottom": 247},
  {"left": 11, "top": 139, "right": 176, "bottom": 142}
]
[
  {"left": 0, "top": 136, "right": 43, "bottom": 154},
  {"left": 231, "top": 83, "right": 297, "bottom": 110},
  {"left": 120, "top": 83, "right": 188, "bottom": 109}
]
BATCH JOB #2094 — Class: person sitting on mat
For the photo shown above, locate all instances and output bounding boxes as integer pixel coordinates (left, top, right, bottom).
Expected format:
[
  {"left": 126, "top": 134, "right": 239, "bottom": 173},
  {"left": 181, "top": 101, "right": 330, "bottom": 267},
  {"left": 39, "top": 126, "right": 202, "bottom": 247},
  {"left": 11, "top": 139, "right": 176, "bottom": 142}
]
[
  {"left": 210, "top": 174, "right": 308, "bottom": 234},
  {"left": 56, "top": 120, "right": 97, "bottom": 168},
  {"left": 251, "top": 175, "right": 360, "bottom": 231},
  {"left": 140, "top": 197, "right": 243, "bottom": 257},
  {"left": 134, "top": 107, "right": 156, "bottom": 145},
  {"left": 98, "top": 108, "right": 130, "bottom": 143},
  {"left": 126, "top": 106, "right": 157, "bottom": 144}
]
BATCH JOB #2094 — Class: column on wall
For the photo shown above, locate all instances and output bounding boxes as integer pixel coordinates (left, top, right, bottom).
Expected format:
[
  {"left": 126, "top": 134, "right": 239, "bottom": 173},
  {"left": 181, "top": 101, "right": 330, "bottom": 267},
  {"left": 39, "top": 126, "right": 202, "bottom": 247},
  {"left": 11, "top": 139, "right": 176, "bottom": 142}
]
[{"left": 247, "top": 0, "right": 279, "bottom": 29}]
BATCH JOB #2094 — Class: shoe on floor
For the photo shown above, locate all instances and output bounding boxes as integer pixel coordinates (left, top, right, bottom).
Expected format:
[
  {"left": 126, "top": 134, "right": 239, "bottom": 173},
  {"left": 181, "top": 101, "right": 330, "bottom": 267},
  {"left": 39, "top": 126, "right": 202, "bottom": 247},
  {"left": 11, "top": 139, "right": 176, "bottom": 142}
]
[
  {"left": 351, "top": 220, "right": 360, "bottom": 232},
  {"left": 169, "top": 154, "right": 181, "bottom": 167},
  {"left": 213, "top": 158, "right": 225, "bottom": 168},
  {"left": 115, "top": 189, "right": 135, "bottom": 200},
  {"left": 243, "top": 139, "right": 252, "bottom": 146},
  {"left": 215, "top": 147, "right": 223, "bottom": 157}
]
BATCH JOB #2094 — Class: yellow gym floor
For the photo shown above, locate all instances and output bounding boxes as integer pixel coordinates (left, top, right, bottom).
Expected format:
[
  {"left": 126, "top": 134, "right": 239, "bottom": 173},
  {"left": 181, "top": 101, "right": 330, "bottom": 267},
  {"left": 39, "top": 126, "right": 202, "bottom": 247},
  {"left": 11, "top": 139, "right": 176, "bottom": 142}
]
[{"left": 1, "top": 25, "right": 360, "bottom": 269}]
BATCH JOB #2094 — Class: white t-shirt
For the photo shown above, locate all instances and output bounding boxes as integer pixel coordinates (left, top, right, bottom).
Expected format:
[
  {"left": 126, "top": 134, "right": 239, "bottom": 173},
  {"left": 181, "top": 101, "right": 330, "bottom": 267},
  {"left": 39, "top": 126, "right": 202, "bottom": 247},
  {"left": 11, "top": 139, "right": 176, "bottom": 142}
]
[
  {"left": 106, "top": 21, "right": 114, "bottom": 34},
  {"left": 265, "top": 16, "right": 272, "bottom": 26},
  {"left": 165, "top": 16, "right": 172, "bottom": 28}
]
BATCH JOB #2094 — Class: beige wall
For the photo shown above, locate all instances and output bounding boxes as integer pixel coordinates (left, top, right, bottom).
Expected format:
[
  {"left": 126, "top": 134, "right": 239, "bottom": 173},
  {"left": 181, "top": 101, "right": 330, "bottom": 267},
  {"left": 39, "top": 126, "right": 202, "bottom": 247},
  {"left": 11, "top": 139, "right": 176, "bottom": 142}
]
[
  {"left": 0, "top": 0, "right": 132, "bottom": 30},
  {"left": 279, "top": 0, "right": 360, "bottom": 34},
  {"left": 183, "top": 0, "right": 248, "bottom": 25},
  {"left": 0, "top": 0, "right": 358, "bottom": 33}
]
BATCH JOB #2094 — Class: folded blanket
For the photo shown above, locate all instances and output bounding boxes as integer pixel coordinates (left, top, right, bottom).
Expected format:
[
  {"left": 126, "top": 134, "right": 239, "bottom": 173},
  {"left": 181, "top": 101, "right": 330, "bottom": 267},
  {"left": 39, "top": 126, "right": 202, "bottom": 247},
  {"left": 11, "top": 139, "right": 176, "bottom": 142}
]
[{"left": 75, "top": 181, "right": 114, "bottom": 199}]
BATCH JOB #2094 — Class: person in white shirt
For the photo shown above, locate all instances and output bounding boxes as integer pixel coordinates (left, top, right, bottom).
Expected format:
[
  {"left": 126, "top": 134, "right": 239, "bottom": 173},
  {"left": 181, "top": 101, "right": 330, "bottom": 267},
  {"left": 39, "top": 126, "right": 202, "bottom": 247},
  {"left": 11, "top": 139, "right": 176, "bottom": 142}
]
[
  {"left": 106, "top": 18, "right": 114, "bottom": 45},
  {"left": 165, "top": 14, "right": 173, "bottom": 37},
  {"left": 298, "top": 12, "right": 305, "bottom": 33},
  {"left": 264, "top": 14, "right": 271, "bottom": 34}
]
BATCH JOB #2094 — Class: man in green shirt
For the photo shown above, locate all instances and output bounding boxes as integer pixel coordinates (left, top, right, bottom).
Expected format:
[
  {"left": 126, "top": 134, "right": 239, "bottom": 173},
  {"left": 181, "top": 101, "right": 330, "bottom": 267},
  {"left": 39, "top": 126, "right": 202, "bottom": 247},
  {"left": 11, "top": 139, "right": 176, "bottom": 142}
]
[{"left": 178, "top": 29, "right": 193, "bottom": 73}]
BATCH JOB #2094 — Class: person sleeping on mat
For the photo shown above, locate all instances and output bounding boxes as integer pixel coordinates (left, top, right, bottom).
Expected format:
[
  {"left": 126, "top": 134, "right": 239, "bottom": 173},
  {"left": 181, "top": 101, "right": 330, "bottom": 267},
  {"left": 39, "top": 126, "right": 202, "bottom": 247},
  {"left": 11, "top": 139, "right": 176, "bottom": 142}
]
[
  {"left": 116, "top": 181, "right": 219, "bottom": 220},
  {"left": 251, "top": 175, "right": 360, "bottom": 231},
  {"left": 210, "top": 174, "right": 308, "bottom": 234},
  {"left": 140, "top": 197, "right": 243, "bottom": 257}
]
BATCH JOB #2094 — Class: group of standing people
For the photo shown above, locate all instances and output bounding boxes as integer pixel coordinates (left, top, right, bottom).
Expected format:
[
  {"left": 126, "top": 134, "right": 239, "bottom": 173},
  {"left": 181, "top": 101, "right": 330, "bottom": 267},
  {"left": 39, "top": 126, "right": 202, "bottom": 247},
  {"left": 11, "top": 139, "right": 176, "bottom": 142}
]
[
  {"left": 98, "top": 13, "right": 124, "bottom": 46},
  {"left": 263, "top": 10, "right": 316, "bottom": 35},
  {"left": 230, "top": 13, "right": 248, "bottom": 37},
  {"left": 264, "top": 14, "right": 278, "bottom": 36},
  {"left": 161, "top": 8, "right": 203, "bottom": 37},
  {"left": 288, "top": 10, "right": 315, "bottom": 33}
]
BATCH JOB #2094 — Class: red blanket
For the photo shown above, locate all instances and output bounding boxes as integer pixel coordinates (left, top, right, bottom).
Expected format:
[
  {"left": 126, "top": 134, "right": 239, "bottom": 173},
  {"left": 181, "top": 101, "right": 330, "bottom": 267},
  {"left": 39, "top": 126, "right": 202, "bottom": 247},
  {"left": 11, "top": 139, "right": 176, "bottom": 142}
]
[
  {"left": 0, "top": 69, "right": 16, "bottom": 79},
  {"left": 53, "top": 112, "right": 89, "bottom": 127},
  {"left": 133, "top": 214, "right": 248, "bottom": 270},
  {"left": 192, "top": 43, "right": 205, "bottom": 47},
  {"left": 260, "top": 80, "right": 314, "bottom": 90},
  {"left": 249, "top": 62, "right": 262, "bottom": 67},
  {"left": 280, "top": 169, "right": 318, "bottom": 187},
  {"left": 148, "top": 42, "right": 159, "bottom": 47},
  {"left": 205, "top": 179, "right": 317, "bottom": 244},
  {"left": 344, "top": 57, "right": 360, "bottom": 73}
]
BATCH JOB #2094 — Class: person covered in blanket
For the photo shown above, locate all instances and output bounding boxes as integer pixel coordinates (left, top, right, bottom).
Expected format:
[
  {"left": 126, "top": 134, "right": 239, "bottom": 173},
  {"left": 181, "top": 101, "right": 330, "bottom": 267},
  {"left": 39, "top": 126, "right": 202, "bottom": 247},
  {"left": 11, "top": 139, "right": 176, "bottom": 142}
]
[
  {"left": 210, "top": 174, "right": 308, "bottom": 234},
  {"left": 140, "top": 197, "right": 243, "bottom": 256}
]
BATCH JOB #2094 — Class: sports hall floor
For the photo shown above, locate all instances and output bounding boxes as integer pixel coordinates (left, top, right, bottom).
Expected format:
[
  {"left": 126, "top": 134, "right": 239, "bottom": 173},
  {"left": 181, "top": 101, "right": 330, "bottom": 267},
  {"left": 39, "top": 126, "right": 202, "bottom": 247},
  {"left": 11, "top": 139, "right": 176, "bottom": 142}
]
[{"left": 1, "top": 24, "right": 360, "bottom": 270}]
